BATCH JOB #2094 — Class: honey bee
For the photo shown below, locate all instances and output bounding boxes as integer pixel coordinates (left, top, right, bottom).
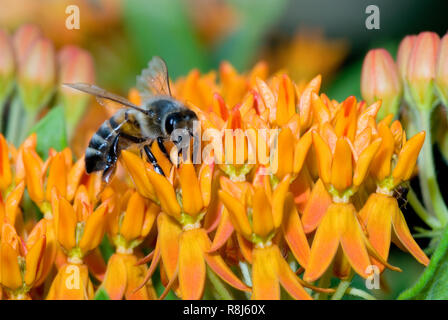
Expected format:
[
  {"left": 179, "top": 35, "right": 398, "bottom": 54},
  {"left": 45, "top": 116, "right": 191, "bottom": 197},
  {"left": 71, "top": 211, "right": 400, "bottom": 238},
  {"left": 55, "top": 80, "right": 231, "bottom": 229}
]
[{"left": 64, "top": 56, "right": 198, "bottom": 182}]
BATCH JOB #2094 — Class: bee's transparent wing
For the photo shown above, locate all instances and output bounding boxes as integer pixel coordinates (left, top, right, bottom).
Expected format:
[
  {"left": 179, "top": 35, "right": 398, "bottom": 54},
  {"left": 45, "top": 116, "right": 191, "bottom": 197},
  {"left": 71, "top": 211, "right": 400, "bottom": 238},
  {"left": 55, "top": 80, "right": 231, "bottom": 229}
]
[
  {"left": 136, "top": 56, "right": 172, "bottom": 101},
  {"left": 63, "top": 83, "right": 147, "bottom": 113}
]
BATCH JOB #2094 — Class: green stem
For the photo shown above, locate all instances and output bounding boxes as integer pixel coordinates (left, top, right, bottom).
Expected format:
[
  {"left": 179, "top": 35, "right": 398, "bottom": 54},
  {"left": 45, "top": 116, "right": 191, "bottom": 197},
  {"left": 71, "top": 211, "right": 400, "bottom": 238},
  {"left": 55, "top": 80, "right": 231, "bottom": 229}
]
[
  {"left": 345, "top": 287, "right": 377, "bottom": 300},
  {"left": 17, "top": 109, "right": 38, "bottom": 145},
  {"left": 407, "top": 188, "right": 442, "bottom": 229},
  {"left": 315, "top": 268, "right": 332, "bottom": 300},
  {"left": 5, "top": 96, "right": 23, "bottom": 146},
  {"left": 331, "top": 272, "right": 354, "bottom": 300},
  {"left": 206, "top": 267, "right": 234, "bottom": 300},
  {"left": 416, "top": 109, "right": 448, "bottom": 226}
]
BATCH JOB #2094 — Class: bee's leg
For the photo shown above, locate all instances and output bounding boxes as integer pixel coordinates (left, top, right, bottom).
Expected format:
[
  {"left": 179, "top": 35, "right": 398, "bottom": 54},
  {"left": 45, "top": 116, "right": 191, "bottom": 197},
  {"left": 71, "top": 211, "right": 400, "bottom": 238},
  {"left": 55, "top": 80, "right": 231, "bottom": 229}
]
[
  {"left": 102, "top": 133, "right": 121, "bottom": 183},
  {"left": 143, "top": 144, "right": 165, "bottom": 176},
  {"left": 157, "top": 137, "right": 171, "bottom": 161}
]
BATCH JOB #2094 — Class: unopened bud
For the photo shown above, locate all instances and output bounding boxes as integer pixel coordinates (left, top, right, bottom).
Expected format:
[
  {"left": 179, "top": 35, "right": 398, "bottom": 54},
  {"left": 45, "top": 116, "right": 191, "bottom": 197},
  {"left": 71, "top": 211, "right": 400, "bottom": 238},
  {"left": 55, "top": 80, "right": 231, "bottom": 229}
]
[
  {"left": 13, "top": 24, "right": 42, "bottom": 65},
  {"left": 0, "top": 29, "right": 15, "bottom": 103},
  {"left": 397, "top": 35, "right": 416, "bottom": 81},
  {"left": 361, "top": 49, "right": 402, "bottom": 119},
  {"left": 405, "top": 31, "right": 440, "bottom": 111},
  {"left": 58, "top": 45, "right": 95, "bottom": 137},
  {"left": 436, "top": 33, "right": 448, "bottom": 107},
  {"left": 18, "top": 38, "right": 56, "bottom": 112}
]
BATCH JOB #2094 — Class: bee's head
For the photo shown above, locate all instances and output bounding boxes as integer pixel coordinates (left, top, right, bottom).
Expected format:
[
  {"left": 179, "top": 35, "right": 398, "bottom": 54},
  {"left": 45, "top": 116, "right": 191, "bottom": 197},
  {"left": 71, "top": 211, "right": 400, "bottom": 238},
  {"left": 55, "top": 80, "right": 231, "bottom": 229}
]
[{"left": 164, "top": 108, "right": 198, "bottom": 137}]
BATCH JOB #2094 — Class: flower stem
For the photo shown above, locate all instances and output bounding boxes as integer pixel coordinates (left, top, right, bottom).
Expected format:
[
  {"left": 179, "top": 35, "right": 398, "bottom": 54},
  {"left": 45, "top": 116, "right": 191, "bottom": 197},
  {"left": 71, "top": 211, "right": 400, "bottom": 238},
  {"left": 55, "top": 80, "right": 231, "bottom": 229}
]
[
  {"left": 5, "top": 96, "right": 23, "bottom": 146},
  {"left": 416, "top": 109, "right": 448, "bottom": 226},
  {"left": 331, "top": 272, "right": 354, "bottom": 300},
  {"left": 407, "top": 188, "right": 442, "bottom": 229},
  {"left": 345, "top": 287, "right": 377, "bottom": 300},
  {"left": 206, "top": 267, "right": 234, "bottom": 300}
]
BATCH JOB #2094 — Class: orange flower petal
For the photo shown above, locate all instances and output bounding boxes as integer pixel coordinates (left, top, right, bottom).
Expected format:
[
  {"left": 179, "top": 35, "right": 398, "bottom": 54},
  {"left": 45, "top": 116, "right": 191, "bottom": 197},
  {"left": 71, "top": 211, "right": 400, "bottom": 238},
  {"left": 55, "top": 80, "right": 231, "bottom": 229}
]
[
  {"left": 293, "top": 130, "right": 312, "bottom": 174},
  {"left": 252, "top": 187, "right": 274, "bottom": 239},
  {"left": 5, "top": 181, "right": 25, "bottom": 225},
  {"left": 79, "top": 202, "right": 108, "bottom": 254},
  {"left": 45, "top": 152, "right": 67, "bottom": 201},
  {"left": 23, "top": 147, "right": 44, "bottom": 204},
  {"left": 276, "top": 127, "right": 294, "bottom": 179},
  {"left": 103, "top": 253, "right": 127, "bottom": 300},
  {"left": 121, "top": 150, "right": 156, "bottom": 201},
  {"left": 57, "top": 197, "right": 77, "bottom": 251},
  {"left": 370, "top": 123, "right": 395, "bottom": 181},
  {"left": 141, "top": 202, "right": 159, "bottom": 238},
  {"left": 353, "top": 138, "right": 382, "bottom": 186},
  {"left": 158, "top": 213, "right": 181, "bottom": 279},
  {"left": 392, "top": 131, "right": 425, "bottom": 184},
  {"left": 178, "top": 229, "right": 206, "bottom": 300},
  {"left": 209, "top": 208, "right": 234, "bottom": 252},
  {"left": 302, "top": 179, "right": 332, "bottom": 233},
  {"left": 271, "top": 174, "right": 291, "bottom": 228},
  {"left": 330, "top": 138, "right": 353, "bottom": 192},
  {"left": 282, "top": 194, "right": 310, "bottom": 268},
  {"left": 198, "top": 229, "right": 250, "bottom": 292},
  {"left": 66, "top": 155, "right": 85, "bottom": 202},
  {"left": 0, "top": 241, "right": 22, "bottom": 289},
  {"left": 0, "top": 134, "right": 12, "bottom": 191},
  {"left": 392, "top": 201, "right": 429, "bottom": 266},
  {"left": 198, "top": 160, "right": 214, "bottom": 208},
  {"left": 339, "top": 203, "right": 372, "bottom": 279},
  {"left": 275, "top": 245, "right": 312, "bottom": 300},
  {"left": 178, "top": 162, "right": 203, "bottom": 216},
  {"left": 312, "top": 131, "right": 332, "bottom": 184},
  {"left": 25, "top": 236, "right": 46, "bottom": 286},
  {"left": 358, "top": 193, "right": 393, "bottom": 272},
  {"left": 304, "top": 203, "right": 341, "bottom": 282},
  {"left": 219, "top": 190, "right": 252, "bottom": 240},
  {"left": 252, "top": 246, "right": 279, "bottom": 300},
  {"left": 120, "top": 192, "right": 146, "bottom": 242},
  {"left": 146, "top": 169, "right": 181, "bottom": 219}
]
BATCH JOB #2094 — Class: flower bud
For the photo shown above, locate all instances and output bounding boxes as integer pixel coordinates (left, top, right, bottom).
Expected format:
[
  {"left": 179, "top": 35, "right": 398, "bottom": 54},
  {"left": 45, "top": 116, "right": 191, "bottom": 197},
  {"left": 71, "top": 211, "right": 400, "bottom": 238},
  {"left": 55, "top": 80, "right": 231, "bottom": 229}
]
[
  {"left": 397, "top": 35, "right": 416, "bottom": 81},
  {"left": 361, "top": 49, "right": 402, "bottom": 119},
  {"left": 436, "top": 33, "right": 448, "bottom": 107},
  {"left": 12, "top": 24, "right": 42, "bottom": 65},
  {"left": 0, "top": 29, "right": 15, "bottom": 103},
  {"left": 405, "top": 31, "right": 440, "bottom": 111},
  {"left": 58, "top": 45, "right": 95, "bottom": 137},
  {"left": 18, "top": 37, "right": 56, "bottom": 112}
]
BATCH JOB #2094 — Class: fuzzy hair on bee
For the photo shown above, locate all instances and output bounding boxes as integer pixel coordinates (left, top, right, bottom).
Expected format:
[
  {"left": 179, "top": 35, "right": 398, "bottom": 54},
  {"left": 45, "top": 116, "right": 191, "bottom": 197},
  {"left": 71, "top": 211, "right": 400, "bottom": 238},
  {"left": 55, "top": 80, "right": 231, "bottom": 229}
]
[{"left": 64, "top": 56, "right": 197, "bottom": 183}]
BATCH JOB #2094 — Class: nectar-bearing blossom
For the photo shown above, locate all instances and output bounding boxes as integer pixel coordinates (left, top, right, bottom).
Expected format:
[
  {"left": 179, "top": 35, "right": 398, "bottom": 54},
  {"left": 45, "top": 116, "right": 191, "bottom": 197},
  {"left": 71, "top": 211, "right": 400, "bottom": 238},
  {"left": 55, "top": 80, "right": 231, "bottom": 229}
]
[
  {"left": 101, "top": 189, "right": 158, "bottom": 300},
  {"left": 121, "top": 151, "right": 249, "bottom": 300}
]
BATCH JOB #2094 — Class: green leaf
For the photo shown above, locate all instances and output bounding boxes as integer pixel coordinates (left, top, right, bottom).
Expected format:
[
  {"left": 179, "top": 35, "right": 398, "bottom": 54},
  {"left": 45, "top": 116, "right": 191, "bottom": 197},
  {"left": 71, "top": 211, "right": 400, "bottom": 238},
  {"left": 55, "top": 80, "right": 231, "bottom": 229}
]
[
  {"left": 99, "top": 235, "right": 114, "bottom": 263},
  {"left": 94, "top": 287, "right": 111, "bottom": 300},
  {"left": 214, "top": 0, "right": 288, "bottom": 71},
  {"left": 28, "top": 106, "right": 67, "bottom": 159},
  {"left": 398, "top": 226, "right": 448, "bottom": 299},
  {"left": 123, "top": 0, "right": 210, "bottom": 78}
]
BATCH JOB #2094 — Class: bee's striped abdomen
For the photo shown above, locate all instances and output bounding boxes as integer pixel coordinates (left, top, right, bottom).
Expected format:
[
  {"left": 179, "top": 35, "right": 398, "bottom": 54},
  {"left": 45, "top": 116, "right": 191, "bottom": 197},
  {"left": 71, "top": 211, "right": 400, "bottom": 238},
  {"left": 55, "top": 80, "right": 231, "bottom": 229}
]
[{"left": 85, "top": 112, "right": 123, "bottom": 173}]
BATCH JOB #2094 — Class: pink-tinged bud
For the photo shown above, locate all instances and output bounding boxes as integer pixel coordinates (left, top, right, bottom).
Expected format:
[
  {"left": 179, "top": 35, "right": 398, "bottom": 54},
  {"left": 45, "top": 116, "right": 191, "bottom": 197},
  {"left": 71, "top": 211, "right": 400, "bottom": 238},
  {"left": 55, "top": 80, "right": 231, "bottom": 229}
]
[
  {"left": 436, "top": 33, "right": 448, "bottom": 107},
  {"left": 397, "top": 35, "right": 416, "bottom": 81},
  {"left": 13, "top": 24, "right": 42, "bottom": 65},
  {"left": 0, "top": 29, "right": 15, "bottom": 103},
  {"left": 18, "top": 38, "right": 56, "bottom": 112},
  {"left": 58, "top": 45, "right": 95, "bottom": 137},
  {"left": 406, "top": 31, "right": 440, "bottom": 111},
  {"left": 361, "top": 48, "right": 402, "bottom": 119}
]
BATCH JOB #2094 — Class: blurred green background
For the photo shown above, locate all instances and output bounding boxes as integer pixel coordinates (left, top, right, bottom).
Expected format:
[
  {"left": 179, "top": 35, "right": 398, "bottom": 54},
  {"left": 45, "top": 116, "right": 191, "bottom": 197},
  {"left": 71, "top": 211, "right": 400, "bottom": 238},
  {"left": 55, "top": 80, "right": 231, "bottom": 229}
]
[{"left": 2, "top": 0, "right": 448, "bottom": 299}]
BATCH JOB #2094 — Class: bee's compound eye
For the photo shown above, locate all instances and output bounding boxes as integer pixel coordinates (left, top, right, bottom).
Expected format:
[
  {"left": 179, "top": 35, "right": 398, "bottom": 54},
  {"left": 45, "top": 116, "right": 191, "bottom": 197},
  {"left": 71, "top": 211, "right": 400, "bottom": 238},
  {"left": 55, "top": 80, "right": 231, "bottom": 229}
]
[{"left": 165, "top": 113, "right": 181, "bottom": 135}]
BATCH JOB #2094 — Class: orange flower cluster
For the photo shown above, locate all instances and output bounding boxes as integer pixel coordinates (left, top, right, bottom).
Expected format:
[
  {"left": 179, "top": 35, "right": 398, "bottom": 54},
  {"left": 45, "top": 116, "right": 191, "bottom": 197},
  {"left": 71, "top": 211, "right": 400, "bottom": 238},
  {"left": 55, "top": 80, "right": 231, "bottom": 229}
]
[{"left": 0, "top": 61, "right": 428, "bottom": 300}]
